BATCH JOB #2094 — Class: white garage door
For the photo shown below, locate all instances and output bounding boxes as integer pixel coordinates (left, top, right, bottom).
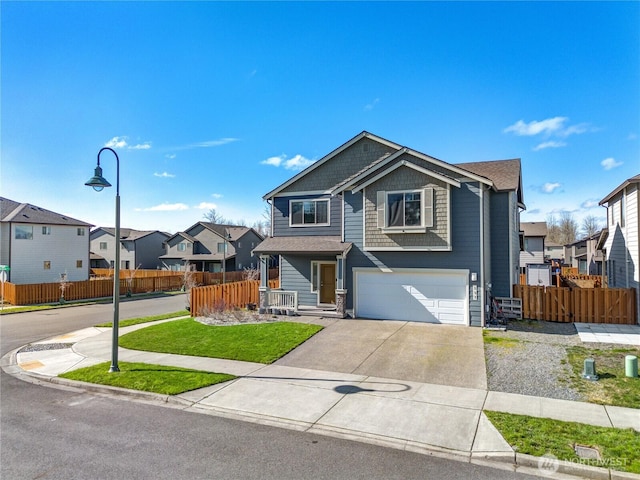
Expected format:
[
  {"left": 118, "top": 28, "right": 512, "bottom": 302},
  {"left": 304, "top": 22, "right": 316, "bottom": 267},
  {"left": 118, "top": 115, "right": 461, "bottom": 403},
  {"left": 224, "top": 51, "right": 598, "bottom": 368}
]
[{"left": 355, "top": 269, "right": 468, "bottom": 325}]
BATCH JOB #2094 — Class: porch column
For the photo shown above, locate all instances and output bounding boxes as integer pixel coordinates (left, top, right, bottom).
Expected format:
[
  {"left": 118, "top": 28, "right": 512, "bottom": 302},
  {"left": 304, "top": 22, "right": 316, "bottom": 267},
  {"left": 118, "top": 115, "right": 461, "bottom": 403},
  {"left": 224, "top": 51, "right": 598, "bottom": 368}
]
[
  {"left": 336, "top": 254, "right": 347, "bottom": 318},
  {"left": 259, "top": 254, "right": 270, "bottom": 314}
]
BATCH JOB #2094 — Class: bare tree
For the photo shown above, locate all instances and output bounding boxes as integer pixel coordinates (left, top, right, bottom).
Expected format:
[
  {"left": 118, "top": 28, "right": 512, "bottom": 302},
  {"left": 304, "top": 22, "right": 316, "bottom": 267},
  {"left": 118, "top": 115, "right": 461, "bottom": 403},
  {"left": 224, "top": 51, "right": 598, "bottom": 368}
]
[
  {"left": 58, "top": 272, "right": 71, "bottom": 304},
  {"left": 546, "top": 212, "right": 578, "bottom": 245},
  {"left": 580, "top": 215, "right": 602, "bottom": 239},
  {"left": 124, "top": 264, "right": 142, "bottom": 297},
  {"left": 182, "top": 265, "right": 199, "bottom": 311},
  {"left": 203, "top": 208, "right": 228, "bottom": 224},
  {"left": 252, "top": 202, "right": 272, "bottom": 237}
]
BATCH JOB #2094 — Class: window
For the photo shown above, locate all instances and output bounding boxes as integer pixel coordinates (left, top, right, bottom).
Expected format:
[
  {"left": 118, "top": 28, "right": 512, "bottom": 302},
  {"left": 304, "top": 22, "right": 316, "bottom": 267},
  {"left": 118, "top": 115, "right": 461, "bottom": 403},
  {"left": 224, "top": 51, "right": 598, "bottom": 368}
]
[
  {"left": 121, "top": 260, "right": 130, "bottom": 269},
  {"left": 237, "top": 241, "right": 242, "bottom": 248},
  {"left": 15, "top": 225, "right": 33, "bottom": 239},
  {"left": 177, "top": 242, "right": 186, "bottom": 252},
  {"left": 44, "top": 261, "right": 51, "bottom": 270},
  {"left": 217, "top": 243, "right": 227, "bottom": 254},
  {"left": 76, "top": 260, "right": 83, "bottom": 268},
  {"left": 290, "top": 199, "right": 329, "bottom": 226},
  {"left": 42, "top": 226, "right": 52, "bottom": 235},
  {"left": 377, "top": 188, "right": 433, "bottom": 230},
  {"left": 99, "top": 242, "right": 107, "bottom": 250},
  {"left": 77, "top": 228, "right": 85, "bottom": 236}
]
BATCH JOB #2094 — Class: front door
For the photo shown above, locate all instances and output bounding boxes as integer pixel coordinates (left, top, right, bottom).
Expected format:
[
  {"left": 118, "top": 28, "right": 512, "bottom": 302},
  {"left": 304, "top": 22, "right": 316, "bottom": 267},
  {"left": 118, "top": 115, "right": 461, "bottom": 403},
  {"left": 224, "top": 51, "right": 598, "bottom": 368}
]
[{"left": 319, "top": 263, "right": 336, "bottom": 304}]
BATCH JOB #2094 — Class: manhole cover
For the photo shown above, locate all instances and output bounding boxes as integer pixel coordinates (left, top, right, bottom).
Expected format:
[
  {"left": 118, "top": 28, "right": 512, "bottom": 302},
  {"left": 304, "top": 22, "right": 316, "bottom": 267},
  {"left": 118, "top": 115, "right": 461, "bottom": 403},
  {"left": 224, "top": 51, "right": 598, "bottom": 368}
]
[{"left": 574, "top": 444, "right": 601, "bottom": 460}]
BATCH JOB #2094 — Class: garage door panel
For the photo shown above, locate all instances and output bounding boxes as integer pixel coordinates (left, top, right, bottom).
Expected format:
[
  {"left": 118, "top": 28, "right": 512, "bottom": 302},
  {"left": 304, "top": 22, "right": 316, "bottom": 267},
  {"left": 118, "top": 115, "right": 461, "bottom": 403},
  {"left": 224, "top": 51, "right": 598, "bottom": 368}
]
[{"left": 356, "top": 270, "right": 468, "bottom": 325}]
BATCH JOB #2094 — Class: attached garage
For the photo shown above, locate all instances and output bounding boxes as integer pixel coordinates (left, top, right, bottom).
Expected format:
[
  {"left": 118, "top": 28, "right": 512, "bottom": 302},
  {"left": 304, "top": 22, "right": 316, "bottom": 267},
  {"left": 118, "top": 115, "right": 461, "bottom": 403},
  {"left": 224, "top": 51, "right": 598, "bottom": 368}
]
[{"left": 354, "top": 268, "right": 469, "bottom": 325}]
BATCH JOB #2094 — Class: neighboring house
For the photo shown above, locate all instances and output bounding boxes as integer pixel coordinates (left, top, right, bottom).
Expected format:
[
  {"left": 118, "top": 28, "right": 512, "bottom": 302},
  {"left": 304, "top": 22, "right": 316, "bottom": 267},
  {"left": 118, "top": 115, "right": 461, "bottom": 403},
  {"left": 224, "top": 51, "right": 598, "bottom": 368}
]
[
  {"left": 598, "top": 174, "right": 639, "bottom": 322},
  {"left": 544, "top": 240, "right": 565, "bottom": 263},
  {"left": 89, "top": 227, "right": 170, "bottom": 270},
  {"left": 253, "top": 131, "right": 525, "bottom": 326},
  {"left": 564, "top": 232, "right": 604, "bottom": 275},
  {"left": 519, "top": 222, "right": 547, "bottom": 273},
  {"left": 161, "top": 222, "right": 264, "bottom": 272},
  {"left": 0, "top": 197, "right": 93, "bottom": 284}
]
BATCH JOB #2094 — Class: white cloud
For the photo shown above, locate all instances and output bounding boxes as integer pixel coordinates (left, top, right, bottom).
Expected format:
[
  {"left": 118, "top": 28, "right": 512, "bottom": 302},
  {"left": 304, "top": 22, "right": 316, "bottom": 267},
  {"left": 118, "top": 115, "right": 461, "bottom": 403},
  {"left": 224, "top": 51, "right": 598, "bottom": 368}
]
[
  {"left": 284, "top": 154, "right": 314, "bottom": 170},
  {"left": 504, "top": 117, "right": 567, "bottom": 136},
  {"left": 601, "top": 157, "right": 622, "bottom": 170},
  {"left": 542, "top": 182, "right": 562, "bottom": 193},
  {"left": 190, "top": 138, "right": 239, "bottom": 148},
  {"left": 194, "top": 202, "right": 217, "bottom": 210},
  {"left": 136, "top": 203, "right": 189, "bottom": 212},
  {"left": 166, "top": 154, "right": 176, "bottom": 159},
  {"left": 104, "top": 136, "right": 152, "bottom": 150},
  {"left": 533, "top": 141, "right": 567, "bottom": 151},
  {"left": 104, "top": 136, "right": 129, "bottom": 149},
  {"left": 261, "top": 154, "right": 315, "bottom": 171},
  {"left": 261, "top": 156, "right": 283, "bottom": 167},
  {"left": 211, "top": 193, "right": 223, "bottom": 199},
  {"left": 581, "top": 199, "right": 599, "bottom": 209},
  {"left": 153, "top": 172, "right": 175, "bottom": 178},
  {"left": 364, "top": 98, "right": 380, "bottom": 111}
]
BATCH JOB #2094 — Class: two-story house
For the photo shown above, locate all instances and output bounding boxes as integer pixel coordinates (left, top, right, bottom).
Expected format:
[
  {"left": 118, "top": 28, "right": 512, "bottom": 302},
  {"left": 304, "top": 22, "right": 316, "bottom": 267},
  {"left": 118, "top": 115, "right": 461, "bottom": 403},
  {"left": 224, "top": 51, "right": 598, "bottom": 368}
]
[
  {"left": 161, "top": 222, "right": 264, "bottom": 273},
  {"left": 598, "top": 174, "right": 639, "bottom": 322},
  {"left": 519, "top": 222, "right": 547, "bottom": 273},
  {"left": 565, "top": 232, "right": 604, "bottom": 275},
  {"left": 90, "top": 227, "right": 170, "bottom": 270},
  {"left": 0, "top": 197, "right": 93, "bottom": 284},
  {"left": 254, "top": 132, "right": 524, "bottom": 326}
]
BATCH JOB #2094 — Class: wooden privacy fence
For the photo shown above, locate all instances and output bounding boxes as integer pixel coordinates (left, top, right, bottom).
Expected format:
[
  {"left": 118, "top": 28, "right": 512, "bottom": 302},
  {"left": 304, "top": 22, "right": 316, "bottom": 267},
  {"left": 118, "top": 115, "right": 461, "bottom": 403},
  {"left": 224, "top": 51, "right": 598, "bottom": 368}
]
[
  {"left": 91, "top": 268, "right": 278, "bottom": 285},
  {"left": 190, "top": 279, "right": 279, "bottom": 317},
  {"left": 513, "top": 285, "right": 637, "bottom": 324}
]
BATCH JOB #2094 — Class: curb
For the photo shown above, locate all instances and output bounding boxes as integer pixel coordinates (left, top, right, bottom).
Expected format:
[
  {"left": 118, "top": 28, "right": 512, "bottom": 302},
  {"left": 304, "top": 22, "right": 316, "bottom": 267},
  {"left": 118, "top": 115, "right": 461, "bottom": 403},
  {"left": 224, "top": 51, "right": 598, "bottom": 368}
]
[{"left": 3, "top": 348, "right": 639, "bottom": 480}]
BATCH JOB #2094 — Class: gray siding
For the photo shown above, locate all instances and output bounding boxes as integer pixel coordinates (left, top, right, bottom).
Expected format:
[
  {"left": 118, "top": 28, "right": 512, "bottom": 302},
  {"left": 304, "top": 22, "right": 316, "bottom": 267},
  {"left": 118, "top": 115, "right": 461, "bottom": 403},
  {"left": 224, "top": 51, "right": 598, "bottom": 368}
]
[
  {"left": 489, "top": 192, "right": 514, "bottom": 297},
  {"left": 520, "top": 236, "right": 545, "bottom": 268},
  {"left": 235, "top": 230, "right": 263, "bottom": 270},
  {"left": 135, "top": 232, "right": 169, "bottom": 269},
  {"left": 280, "top": 254, "right": 335, "bottom": 306},
  {"left": 344, "top": 184, "right": 484, "bottom": 326},
  {"left": 272, "top": 195, "right": 342, "bottom": 237}
]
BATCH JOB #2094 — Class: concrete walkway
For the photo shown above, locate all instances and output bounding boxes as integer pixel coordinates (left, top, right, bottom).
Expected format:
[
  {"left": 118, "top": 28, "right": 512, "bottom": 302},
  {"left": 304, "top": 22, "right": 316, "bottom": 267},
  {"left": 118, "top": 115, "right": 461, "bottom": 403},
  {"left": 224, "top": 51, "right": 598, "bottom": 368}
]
[{"left": 3, "top": 319, "right": 639, "bottom": 480}]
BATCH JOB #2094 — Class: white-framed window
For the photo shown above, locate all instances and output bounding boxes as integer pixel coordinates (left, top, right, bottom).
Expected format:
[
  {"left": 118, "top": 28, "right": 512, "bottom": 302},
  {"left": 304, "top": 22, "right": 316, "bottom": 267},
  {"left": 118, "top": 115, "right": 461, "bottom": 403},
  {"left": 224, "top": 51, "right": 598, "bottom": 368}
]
[
  {"left": 42, "top": 226, "right": 52, "bottom": 235},
  {"left": 376, "top": 188, "right": 433, "bottom": 230},
  {"left": 177, "top": 242, "right": 186, "bottom": 252},
  {"left": 77, "top": 228, "right": 85, "bottom": 236},
  {"left": 99, "top": 242, "right": 107, "bottom": 250},
  {"left": 310, "top": 261, "right": 319, "bottom": 292},
  {"left": 217, "top": 243, "right": 227, "bottom": 254},
  {"left": 15, "top": 225, "right": 33, "bottom": 239},
  {"left": 290, "top": 199, "right": 330, "bottom": 226},
  {"left": 44, "top": 261, "right": 51, "bottom": 270}
]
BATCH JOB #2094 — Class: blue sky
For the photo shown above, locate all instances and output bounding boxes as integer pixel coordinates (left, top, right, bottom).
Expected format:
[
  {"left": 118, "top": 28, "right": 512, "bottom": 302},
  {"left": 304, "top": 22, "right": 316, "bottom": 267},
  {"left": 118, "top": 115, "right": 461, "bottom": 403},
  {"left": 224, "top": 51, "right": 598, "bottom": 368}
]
[{"left": 2, "top": 1, "right": 638, "bottom": 235}]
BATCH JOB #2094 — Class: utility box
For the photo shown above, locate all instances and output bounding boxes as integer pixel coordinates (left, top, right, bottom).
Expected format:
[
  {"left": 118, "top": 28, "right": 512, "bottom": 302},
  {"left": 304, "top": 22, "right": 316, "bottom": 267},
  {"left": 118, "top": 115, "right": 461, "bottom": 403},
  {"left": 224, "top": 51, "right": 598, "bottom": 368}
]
[{"left": 526, "top": 264, "right": 552, "bottom": 287}]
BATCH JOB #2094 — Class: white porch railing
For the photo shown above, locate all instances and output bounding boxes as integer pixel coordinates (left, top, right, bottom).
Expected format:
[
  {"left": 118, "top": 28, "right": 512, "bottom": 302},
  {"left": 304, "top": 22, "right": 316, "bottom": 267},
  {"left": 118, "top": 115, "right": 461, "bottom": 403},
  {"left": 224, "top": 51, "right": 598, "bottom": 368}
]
[{"left": 267, "top": 290, "right": 298, "bottom": 310}]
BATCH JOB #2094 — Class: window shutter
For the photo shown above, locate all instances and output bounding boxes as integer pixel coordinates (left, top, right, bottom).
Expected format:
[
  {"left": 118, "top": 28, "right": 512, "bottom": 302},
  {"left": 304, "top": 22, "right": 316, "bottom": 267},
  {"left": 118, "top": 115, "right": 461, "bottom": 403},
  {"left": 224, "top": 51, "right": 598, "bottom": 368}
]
[
  {"left": 377, "top": 191, "right": 386, "bottom": 228},
  {"left": 423, "top": 188, "right": 434, "bottom": 227}
]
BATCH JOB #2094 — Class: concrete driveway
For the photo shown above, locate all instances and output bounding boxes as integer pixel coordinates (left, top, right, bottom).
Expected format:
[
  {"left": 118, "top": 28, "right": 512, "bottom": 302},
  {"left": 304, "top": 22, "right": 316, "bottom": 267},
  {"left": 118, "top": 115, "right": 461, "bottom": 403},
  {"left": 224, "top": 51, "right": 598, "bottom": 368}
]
[{"left": 276, "top": 319, "right": 488, "bottom": 390}]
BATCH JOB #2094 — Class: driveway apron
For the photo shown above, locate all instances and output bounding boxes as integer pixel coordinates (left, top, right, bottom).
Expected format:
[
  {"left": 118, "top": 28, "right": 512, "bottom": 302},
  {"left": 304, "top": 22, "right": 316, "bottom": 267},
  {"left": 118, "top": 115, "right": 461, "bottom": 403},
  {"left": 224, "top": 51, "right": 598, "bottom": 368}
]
[{"left": 276, "top": 319, "right": 487, "bottom": 390}]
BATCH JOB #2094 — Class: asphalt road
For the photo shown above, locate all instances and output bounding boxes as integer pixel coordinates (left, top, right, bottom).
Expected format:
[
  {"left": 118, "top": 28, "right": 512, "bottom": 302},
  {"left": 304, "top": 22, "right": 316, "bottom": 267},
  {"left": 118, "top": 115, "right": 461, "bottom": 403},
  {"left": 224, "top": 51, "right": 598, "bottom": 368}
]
[{"left": 1, "top": 296, "right": 545, "bottom": 479}]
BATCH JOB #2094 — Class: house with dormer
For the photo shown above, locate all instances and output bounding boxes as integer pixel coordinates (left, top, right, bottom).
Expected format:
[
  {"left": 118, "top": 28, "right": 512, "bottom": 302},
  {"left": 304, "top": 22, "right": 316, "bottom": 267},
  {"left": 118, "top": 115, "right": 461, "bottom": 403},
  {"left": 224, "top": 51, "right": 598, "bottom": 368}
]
[{"left": 254, "top": 132, "right": 525, "bottom": 326}]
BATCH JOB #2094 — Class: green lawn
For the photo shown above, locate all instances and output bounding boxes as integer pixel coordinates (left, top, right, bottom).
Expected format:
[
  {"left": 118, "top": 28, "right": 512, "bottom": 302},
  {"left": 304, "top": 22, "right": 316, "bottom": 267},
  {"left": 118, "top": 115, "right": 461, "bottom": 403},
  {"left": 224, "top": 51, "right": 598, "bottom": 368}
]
[
  {"left": 95, "top": 310, "right": 190, "bottom": 328},
  {"left": 485, "top": 411, "right": 640, "bottom": 474},
  {"left": 119, "top": 318, "right": 323, "bottom": 364},
  {"left": 565, "top": 346, "right": 640, "bottom": 408},
  {"left": 60, "top": 362, "right": 235, "bottom": 395}
]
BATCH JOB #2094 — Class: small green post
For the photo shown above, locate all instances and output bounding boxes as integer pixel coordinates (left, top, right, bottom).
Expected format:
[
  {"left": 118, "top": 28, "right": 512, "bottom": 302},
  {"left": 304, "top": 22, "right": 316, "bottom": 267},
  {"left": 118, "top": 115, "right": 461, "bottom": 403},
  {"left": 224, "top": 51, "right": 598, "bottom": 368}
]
[{"left": 625, "top": 355, "right": 638, "bottom": 378}]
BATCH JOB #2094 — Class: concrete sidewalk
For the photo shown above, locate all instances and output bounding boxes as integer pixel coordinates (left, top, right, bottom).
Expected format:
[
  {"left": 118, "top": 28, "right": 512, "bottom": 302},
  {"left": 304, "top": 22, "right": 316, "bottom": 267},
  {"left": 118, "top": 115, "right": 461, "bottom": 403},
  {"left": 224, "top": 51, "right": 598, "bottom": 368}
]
[{"left": 3, "top": 322, "right": 639, "bottom": 480}]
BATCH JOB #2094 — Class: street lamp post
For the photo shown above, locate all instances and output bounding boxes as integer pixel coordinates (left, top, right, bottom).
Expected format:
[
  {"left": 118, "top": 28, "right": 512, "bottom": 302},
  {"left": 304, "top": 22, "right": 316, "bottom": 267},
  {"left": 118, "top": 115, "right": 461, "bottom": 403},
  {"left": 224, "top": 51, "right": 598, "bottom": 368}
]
[{"left": 85, "top": 147, "right": 120, "bottom": 373}]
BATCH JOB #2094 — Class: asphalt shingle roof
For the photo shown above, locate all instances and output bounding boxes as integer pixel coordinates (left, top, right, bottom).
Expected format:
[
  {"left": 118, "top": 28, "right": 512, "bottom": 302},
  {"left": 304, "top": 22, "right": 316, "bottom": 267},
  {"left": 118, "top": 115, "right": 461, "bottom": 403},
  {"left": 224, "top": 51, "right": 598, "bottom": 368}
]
[
  {"left": 253, "top": 236, "right": 352, "bottom": 255},
  {"left": 455, "top": 159, "right": 522, "bottom": 192},
  {"left": 0, "top": 197, "right": 92, "bottom": 227}
]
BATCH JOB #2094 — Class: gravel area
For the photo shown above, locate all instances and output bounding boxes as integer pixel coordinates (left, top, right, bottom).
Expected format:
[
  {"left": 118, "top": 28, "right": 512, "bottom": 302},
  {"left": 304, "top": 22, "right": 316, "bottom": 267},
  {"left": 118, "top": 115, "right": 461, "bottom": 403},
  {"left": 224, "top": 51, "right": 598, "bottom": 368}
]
[
  {"left": 18, "top": 342, "right": 75, "bottom": 353},
  {"left": 484, "top": 320, "right": 584, "bottom": 401}
]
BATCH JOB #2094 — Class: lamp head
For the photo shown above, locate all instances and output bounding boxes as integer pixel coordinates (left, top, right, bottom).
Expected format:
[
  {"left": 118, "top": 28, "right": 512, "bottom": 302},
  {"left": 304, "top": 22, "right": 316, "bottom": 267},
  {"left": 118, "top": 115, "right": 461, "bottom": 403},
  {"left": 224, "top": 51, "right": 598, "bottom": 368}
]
[{"left": 85, "top": 165, "right": 112, "bottom": 192}]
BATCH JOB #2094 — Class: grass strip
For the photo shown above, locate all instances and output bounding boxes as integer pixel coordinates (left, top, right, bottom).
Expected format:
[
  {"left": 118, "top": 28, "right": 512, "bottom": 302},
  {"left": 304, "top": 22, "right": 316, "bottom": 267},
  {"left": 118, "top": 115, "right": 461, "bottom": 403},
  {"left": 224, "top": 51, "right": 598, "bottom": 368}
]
[
  {"left": 485, "top": 411, "right": 640, "bottom": 474},
  {"left": 60, "top": 361, "right": 235, "bottom": 395},
  {"left": 119, "top": 318, "right": 323, "bottom": 364},
  {"left": 565, "top": 345, "right": 640, "bottom": 408},
  {"left": 95, "top": 310, "right": 190, "bottom": 328}
]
